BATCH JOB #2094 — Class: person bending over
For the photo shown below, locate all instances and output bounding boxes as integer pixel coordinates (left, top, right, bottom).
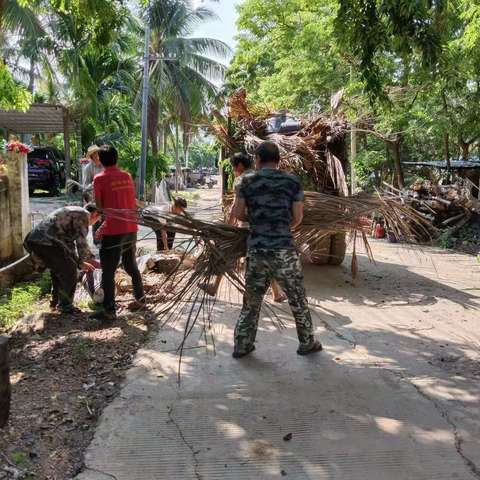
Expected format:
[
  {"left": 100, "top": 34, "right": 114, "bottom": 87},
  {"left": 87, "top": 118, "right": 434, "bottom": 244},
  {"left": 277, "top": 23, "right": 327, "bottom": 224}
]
[
  {"left": 24, "top": 204, "right": 100, "bottom": 315},
  {"left": 152, "top": 197, "right": 188, "bottom": 252}
]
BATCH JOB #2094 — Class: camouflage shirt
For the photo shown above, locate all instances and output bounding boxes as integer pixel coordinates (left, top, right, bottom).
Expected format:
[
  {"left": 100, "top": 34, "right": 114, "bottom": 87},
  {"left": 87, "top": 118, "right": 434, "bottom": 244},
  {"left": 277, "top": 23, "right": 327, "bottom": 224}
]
[
  {"left": 25, "top": 206, "right": 94, "bottom": 264},
  {"left": 238, "top": 168, "right": 304, "bottom": 250}
]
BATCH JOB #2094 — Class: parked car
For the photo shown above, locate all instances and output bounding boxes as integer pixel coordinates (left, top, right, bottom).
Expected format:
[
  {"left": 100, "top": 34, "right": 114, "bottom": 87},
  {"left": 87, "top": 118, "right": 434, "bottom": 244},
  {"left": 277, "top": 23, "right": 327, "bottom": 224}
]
[{"left": 28, "top": 147, "right": 66, "bottom": 196}]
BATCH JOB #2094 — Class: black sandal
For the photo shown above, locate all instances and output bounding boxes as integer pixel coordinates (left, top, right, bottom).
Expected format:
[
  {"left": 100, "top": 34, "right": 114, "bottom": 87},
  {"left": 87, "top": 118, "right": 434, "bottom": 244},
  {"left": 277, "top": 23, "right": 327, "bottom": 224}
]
[
  {"left": 232, "top": 345, "right": 256, "bottom": 359},
  {"left": 297, "top": 340, "right": 323, "bottom": 356}
]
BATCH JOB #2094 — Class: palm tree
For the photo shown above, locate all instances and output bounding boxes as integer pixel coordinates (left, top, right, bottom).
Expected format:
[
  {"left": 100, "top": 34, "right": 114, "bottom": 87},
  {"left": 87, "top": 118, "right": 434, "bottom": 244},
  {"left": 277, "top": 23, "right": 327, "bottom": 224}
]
[
  {"left": 145, "top": 0, "right": 231, "bottom": 182},
  {"left": 0, "top": 0, "right": 46, "bottom": 107}
]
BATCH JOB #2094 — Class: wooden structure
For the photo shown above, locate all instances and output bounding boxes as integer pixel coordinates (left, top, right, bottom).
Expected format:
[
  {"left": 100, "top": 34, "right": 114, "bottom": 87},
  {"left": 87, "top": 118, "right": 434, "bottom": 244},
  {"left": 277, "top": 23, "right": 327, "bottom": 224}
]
[
  {"left": 0, "top": 103, "right": 75, "bottom": 179},
  {"left": 7, "top": 150, "right": 31, "bottom": 259}
]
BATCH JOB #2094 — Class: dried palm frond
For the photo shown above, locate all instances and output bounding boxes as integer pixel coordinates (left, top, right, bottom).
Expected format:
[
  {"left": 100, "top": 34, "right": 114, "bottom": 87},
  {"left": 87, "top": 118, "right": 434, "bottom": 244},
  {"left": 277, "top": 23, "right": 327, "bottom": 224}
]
[
  {"left": 211, "top": 88, "right": 349, "bottom": 194},
  {"left": 104, "top": 190, "right": 433, "bottom": 285},
  {"left": 101, "top": 190, "right": 434, "bottom": 376}
]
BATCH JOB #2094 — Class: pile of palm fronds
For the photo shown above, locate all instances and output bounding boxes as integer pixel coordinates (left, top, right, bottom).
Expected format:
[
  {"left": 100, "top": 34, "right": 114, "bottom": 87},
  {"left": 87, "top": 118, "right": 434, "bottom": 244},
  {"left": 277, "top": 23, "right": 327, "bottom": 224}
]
[
  {"left": 211, "top": 88, "right": 348, "bottom": 195},
  {"left": 105, "top": 189, "right": 432, "bottom": 287},
  {"left": 383, "top": 181, "right": 477, "bottom": 239},
  {"left": 101, "top": 190, "right": 433, "bottom": 373}
]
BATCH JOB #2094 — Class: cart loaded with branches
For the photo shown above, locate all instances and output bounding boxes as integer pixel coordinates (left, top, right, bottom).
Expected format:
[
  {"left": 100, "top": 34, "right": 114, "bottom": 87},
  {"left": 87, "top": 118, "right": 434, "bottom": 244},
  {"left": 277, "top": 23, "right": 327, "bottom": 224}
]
[{"left": 210, "top": 88, "right": 350, "bottom": 265}]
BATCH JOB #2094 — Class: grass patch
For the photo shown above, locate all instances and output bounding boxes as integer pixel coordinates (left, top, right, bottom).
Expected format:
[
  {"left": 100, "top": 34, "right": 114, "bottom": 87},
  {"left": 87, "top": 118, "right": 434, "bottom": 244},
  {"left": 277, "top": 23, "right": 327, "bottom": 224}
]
[
  {"left": 0, "top": 272, "right": 51, "bottom": 331},
  {"left": 10, "top": 450, "right": 29, "bottom": 469}
]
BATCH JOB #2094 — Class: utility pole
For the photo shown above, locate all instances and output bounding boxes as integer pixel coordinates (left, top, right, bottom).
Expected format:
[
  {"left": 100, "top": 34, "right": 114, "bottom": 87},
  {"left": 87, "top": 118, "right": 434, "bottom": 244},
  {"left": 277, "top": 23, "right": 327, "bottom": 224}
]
[
  {"left": 350, "top": 66, "right": 357, "bottom": 195},
  {"left": 137, "top": 1, "right": 151, "bottom": 201},
  {"left": 351, "top": 125, "right": 357, "bottom": 195}
]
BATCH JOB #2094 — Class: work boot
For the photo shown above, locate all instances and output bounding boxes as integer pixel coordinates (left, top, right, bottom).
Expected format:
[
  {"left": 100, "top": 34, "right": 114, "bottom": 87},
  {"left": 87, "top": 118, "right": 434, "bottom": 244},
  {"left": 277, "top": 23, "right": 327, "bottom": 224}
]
[
  {"left": 232, "top": 345, "right": 255, "bottom": 359},
  {"left": 297, "top": 340, "right": 323, "bottom": 356},
  {"left": 59, "top": 305, "right": 83, "bottom": 316}
]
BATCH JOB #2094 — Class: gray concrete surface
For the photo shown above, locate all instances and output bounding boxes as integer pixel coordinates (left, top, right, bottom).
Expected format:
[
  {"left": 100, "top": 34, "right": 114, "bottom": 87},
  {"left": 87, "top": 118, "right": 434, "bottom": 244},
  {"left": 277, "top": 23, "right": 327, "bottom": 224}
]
[
  {"left": 75, "top": 298, "right": 478, "bottom": 480},
  {"left": 74, "top": 183, "right": 480, "bottom": 480}
]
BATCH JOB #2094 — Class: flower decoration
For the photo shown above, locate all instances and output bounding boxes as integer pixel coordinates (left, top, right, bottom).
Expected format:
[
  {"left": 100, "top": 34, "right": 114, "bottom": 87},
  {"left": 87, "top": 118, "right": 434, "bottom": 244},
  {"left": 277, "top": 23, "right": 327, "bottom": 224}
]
[{"left": 6, "top": 141, "right": 32, "bottom": 154}]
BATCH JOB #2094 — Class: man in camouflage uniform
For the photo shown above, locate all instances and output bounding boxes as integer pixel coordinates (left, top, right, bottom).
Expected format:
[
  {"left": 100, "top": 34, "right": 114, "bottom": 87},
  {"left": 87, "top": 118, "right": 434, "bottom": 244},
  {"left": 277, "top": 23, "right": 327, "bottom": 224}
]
[
  {"left": 231, "top": 141, "right": 322, "bottom": 358},
  {"left": 24, "top": 205, "right": 100, "bottom": 314}
]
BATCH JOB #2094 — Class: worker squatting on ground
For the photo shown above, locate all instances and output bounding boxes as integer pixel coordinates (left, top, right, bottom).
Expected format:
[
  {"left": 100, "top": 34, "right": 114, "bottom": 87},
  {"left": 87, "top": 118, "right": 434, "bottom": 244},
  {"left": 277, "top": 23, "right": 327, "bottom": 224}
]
[
  {"left": 23, "top": 205, "right": 101, "bottom": 314},
  {"left": 201, "top": 152, "right": 286, "bottom": 302},
  {"left": 152, "top": 197, "right": 188, "bottom": 252},
  {"left": 231, "top": 141, "right": 323, "bottom": 358},
  {"left": 90, "top": 145, "right": 145, "bottom": 324}
]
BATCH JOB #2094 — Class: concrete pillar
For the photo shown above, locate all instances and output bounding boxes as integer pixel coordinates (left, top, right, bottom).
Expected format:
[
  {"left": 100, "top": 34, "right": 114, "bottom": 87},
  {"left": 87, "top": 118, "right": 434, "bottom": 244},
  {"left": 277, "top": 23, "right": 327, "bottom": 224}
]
[
  {"left": 63, "top": 108, "right": 71, "bottom": 181},
  {"left": 7, "top": 149, "right": 31, "bottom": 259}
]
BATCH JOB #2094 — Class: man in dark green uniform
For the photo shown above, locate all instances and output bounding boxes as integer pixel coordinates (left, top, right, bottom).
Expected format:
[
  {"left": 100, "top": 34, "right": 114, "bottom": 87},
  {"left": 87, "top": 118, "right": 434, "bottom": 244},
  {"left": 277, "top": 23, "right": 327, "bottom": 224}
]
[{"left": 232, "top": 141, "right": 322, "bottom": 358}]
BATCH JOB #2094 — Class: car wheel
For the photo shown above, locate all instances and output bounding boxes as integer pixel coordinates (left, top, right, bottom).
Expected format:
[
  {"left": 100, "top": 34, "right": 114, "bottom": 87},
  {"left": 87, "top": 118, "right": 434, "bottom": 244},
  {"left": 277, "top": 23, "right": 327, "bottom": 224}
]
[{"left": 328, "top": 233, "right": 347, "bottom": 266}]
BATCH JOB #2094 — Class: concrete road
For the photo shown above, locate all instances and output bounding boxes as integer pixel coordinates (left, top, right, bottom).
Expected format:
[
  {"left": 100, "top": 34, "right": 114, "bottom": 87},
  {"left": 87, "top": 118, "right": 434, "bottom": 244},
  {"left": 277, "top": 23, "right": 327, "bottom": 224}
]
[{"left": 75, "top": 187, "right": 480, "bottom": 479}]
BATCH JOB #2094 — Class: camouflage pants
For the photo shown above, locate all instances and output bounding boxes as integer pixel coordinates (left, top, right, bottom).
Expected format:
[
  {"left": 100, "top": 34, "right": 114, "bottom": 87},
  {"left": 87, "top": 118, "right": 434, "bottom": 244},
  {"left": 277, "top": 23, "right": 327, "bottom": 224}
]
[{"left": 234, "top": 249, "right": 315, "bottom": 353}]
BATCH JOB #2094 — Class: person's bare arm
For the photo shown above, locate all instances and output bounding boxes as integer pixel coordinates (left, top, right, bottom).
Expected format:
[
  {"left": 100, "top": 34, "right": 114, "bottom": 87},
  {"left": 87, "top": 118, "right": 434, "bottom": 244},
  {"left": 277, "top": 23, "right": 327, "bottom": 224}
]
[
  {"left": 161, "top": 229, "right": 169, "bottom": 251},
  {"left": 232, "top": 197, "right": 247, "bottom": 222},
  {"left": 291, "top": 201, "right": 304, "bottom": 229},
  {"left": 227, "top": 201, "right": 238, "bottom": 225}
]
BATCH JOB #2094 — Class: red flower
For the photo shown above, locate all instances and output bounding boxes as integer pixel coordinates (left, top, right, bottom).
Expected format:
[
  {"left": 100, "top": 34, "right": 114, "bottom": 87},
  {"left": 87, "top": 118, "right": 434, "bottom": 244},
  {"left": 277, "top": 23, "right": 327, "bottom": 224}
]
[{"left": 6, "top": 141, "right": 32, "bottom": 154}]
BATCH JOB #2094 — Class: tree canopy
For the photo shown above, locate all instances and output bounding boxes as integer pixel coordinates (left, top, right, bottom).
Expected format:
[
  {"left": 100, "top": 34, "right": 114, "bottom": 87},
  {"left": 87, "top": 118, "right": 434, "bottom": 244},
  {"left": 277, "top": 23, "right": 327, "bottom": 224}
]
[
  {"left": 0, "top": 0, "right": 228, "bottom": 184},
  {"left": 226, "top": 0, "right": 480, "bottom": 189}
]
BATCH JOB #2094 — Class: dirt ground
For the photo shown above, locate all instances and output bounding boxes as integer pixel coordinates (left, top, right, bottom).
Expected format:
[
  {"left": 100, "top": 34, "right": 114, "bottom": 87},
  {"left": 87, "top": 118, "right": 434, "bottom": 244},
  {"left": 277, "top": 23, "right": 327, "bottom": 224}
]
[
  {"left": 3, "top": 238, "right": 480, "bottom": 479},
  {"left": 0, "top": 291, "right": 153, "bottom": 479},
  {"left": 9, "top": 186, "right": 479, "bottom": 478}
]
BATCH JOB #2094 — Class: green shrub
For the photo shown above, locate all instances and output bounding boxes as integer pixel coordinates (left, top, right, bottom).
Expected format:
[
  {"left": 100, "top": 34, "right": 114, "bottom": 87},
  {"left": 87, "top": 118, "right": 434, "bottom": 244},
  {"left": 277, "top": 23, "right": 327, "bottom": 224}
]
[{"left": 439, "top": 230, "right": 455, "bottom": 249}]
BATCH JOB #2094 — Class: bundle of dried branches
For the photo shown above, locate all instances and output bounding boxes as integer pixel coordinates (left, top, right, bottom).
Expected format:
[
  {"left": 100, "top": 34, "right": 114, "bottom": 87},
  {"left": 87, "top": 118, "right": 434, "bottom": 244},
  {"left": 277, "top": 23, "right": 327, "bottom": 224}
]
[
  {"left": 101, "top": 191, "right": 433, "bottom": 373},
  {"left": 211, "top": 88, "right": 348, "bottom": 195},
  {"left": 105, "top": 189, "right": 432, "bottom": 285}
]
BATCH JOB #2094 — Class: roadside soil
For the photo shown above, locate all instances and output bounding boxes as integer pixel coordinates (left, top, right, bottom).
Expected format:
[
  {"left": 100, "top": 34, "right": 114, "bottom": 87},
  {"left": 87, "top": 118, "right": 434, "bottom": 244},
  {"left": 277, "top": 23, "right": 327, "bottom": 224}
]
[{"left": 0, "top": 287, "right": 155, "bottom": 480}]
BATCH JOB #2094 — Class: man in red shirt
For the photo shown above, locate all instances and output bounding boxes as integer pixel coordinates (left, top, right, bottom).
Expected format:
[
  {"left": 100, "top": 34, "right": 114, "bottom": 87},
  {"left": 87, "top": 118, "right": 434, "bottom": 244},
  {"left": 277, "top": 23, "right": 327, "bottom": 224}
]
[{"left": 91, "top": 145, "right": 145, "bottom": 323}]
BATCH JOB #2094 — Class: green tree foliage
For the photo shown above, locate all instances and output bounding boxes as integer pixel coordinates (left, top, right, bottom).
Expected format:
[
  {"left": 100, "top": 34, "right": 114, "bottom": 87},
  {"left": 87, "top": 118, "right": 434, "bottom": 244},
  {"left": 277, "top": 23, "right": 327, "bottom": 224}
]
[
  {"left": 227, "top": 0, "right": 347, "bottom": 111},
  {"left": 335, "top": 0, "right": 451, "bottom": 99},
  {"left": 145, "top": 0, "right": 230, "bottom": 168},
  {"left": 189, "top": 141, "right": 217, "bottom": 169},
  {"left": 0, "top": 61, "right": 32, "bottom": 110},
  {"left": 229, "top": 0, "right": 480, "bottom": 189}
]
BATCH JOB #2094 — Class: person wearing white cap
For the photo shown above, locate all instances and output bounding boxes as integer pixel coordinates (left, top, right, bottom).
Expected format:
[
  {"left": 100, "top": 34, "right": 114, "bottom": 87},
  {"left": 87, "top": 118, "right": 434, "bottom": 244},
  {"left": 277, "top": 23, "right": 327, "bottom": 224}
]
[
  {"left": 80, "top": 145, "right": 104, "bottom": 246},
  {"left": 81, "top": 145, "right": 103, "bottom": 192}
]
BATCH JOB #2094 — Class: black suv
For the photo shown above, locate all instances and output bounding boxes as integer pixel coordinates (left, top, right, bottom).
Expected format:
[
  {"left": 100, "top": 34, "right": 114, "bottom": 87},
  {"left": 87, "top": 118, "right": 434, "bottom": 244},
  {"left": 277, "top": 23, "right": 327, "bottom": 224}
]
[{"left": 28, "top": 147, "right": 66, "bottom": 196}]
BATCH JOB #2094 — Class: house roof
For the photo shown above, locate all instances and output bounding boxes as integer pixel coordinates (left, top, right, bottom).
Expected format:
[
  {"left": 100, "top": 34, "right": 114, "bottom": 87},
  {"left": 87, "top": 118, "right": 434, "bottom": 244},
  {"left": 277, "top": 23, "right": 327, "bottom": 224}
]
[
  {"left": 403, "top": 159, "right": 480, "bottom": 170},
  {"left": 0, "top": 104, "right": 75, "bottom": 134}
]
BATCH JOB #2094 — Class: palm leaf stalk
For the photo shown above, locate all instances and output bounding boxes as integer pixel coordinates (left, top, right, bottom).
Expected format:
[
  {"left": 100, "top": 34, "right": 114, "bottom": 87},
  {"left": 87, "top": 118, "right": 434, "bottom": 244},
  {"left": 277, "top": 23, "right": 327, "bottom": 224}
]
[
  {"left": 101, "top": 189, "right": 434, "bottom": 304},
  {"left": 97, "top": 191, "right": 433, "bottom": 375}
]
